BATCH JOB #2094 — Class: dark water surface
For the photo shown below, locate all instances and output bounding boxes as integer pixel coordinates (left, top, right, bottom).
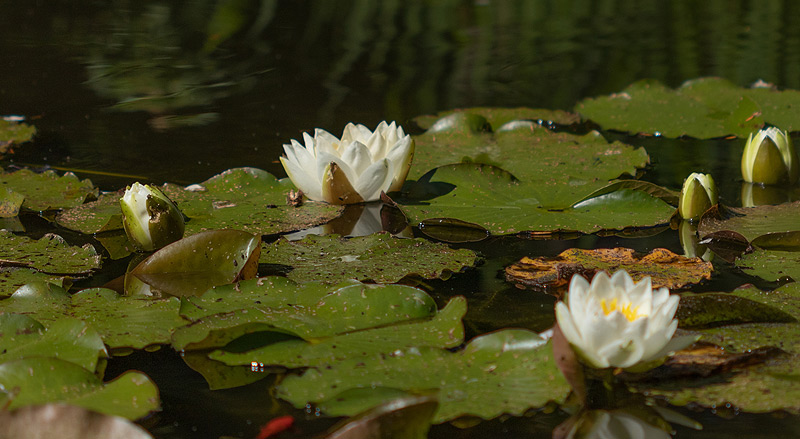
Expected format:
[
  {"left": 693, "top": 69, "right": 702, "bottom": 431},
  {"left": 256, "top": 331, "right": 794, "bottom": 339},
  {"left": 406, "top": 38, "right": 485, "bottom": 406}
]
[{"left": 3, "top": 1, "right": 800, "bottom": 438}]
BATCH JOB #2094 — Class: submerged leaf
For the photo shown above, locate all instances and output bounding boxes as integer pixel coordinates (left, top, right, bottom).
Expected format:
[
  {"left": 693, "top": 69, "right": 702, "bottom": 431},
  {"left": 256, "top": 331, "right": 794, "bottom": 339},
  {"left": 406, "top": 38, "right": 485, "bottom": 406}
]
[{"left": 259, "top": 233, "right": 477, "bottom": 284}]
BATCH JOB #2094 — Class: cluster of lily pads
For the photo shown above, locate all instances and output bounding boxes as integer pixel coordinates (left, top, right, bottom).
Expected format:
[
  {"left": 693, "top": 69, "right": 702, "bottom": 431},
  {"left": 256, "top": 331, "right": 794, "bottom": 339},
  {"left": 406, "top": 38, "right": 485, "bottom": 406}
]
[{"left": 3, "top": 77, "right": 800, "bottom": 437}]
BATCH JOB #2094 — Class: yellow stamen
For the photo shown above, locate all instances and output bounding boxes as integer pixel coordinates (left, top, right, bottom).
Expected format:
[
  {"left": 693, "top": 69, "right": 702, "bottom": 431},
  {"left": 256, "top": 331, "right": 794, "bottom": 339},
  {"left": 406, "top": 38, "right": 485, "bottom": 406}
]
[{"left": 600, "top": 298, "right": 644, "bottom": 322}]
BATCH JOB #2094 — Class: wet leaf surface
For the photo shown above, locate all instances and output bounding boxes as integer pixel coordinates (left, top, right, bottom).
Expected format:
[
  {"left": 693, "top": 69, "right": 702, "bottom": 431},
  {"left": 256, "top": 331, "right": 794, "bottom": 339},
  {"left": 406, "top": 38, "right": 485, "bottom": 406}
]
[
  {"left": 0, "top": 230, "right": 101, "bottom": 276},
  {"left": 698, "top": 202, "right": 800, "bottom": 243},
  {"left": 0, "top": 268, "right": 67, "bottom": 298},
  {"left": 736, "top": 248, "right": 800, "bottom": 281},
  {"left": 576, "top": 77, "right": 800, "bottom": 138},
  {"left": 0, "top": 168, "right": 96, "bottom": 211},
  {"left": 0, "top": 285, "right": 186, "bottom": 350},
  {"left": 277, "top": 330, "right": 569, "bottom": 423},
  {"left": 410, "top": 112, "right": 648, "bottom": 192},
  {"left": 259, "top": 233, "right": 477, "bottom": 284},
  {"left": 0, "top": 315, "right": 107, "bottom": 371},
  {"left": 128, "top": 229, "right": 261, "bottom": 297},
  {"left": 505, "top": 247, "right": 712, "bottom": 293},
  {"left": 56, "top": 191, "right": 125, "bottom": 234},
  {"left": 398, "top": 164, "right": 675, "bottom": 235},
  {"left": 0, "top": 357, "right": 158, "bottom": 419}
]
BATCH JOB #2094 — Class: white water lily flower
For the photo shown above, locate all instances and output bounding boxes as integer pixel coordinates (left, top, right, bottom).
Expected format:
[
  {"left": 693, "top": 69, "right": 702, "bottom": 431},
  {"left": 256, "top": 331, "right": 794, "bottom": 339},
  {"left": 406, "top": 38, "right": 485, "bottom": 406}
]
[
  {"left": 279, "top": 121, "right": 415, "bottom": 204},
  {"left": 741, "top": 127, "right": 799, "bottom": 185},
  {"left": 678, "top": 172, "right": 717, "bottom": 221},
  {"left": 555, "top": 270, "right": 694, "bottom": 369},
  {"left": 120, "top": 182, "right": 185, "bottom": 251}
]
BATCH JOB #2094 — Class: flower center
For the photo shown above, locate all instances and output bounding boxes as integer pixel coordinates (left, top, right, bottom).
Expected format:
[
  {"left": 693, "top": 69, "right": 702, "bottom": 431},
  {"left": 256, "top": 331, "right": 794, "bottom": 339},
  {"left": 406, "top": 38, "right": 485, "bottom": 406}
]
[{"left": 600, "top": 298, "right": 644, "bottom": 322}]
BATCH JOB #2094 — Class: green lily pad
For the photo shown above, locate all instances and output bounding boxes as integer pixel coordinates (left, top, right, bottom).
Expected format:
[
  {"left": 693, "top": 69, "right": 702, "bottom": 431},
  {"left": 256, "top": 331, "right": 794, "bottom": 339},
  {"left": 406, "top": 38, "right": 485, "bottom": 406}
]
[
  {"left": 576, "top": 77, "right": 800, "bottom": 138},
  {"left": 413, "top": 107, "right": 580, "bottom": 132},
  {"left": 735, "top": 248, "right": 800, "bottom": 281},
  {"left": 0, "top": 119, "right": 36, "bottom": 144},
  {"left": 0, "top": 284, "right": 186, "bottom": 350},
  {"left": 210, "top": 296, "right": 466, "bottom": 369},
  {"left": 181, "top": 351, "right": 265, "bottom": 390},
  {"left": 398, "top": 164, "right": 675, "bottom": 235},
  {"left": 162, "top": 167, "right": 344, "bottom": 236},
  {"left": 0, "top": 268, "right": 67, "bottom": 298},
  {"left": 677, "top": 293, "right": 797, "bottom": 329},
  {"left": 0, "top": 187, "right": 24, "bottom": 218},
  {"left": 172, "top": 282, "right": 441, "bottom": 351},
  {"left": 0, "top": 168, "right": 96, "bottom": 211},
  {"left": 277, "top": 330, "right": 570, "bottom": 423},
  {"left": 128, "top": 229, "right": 260, "bottom": 297},
  {"left": 635, "top": 354, "right": 800, "bottom": 414},
  {"left": 698, "top": 203, "right": 800, "bottom": 243},
  {"left": 411, "top": 114, "right": 648, "bottom": 197},
  {"left": 55, "top": 191, "right": 125, "bottom": 234},
  {"left": 0, "top": 316, "right": 107, "bottom": 372},
  {"left": 259, "top": 233, "right": 477, "bottom": 284},
  {"left": 0, "top": 357, "right": 159, "bottom": 419},
  {"left": 0, "top": 230, "right": 102, "bottom": 275},
  {"left": 694, "top": 284, "right": 800, "bottom": 355}
]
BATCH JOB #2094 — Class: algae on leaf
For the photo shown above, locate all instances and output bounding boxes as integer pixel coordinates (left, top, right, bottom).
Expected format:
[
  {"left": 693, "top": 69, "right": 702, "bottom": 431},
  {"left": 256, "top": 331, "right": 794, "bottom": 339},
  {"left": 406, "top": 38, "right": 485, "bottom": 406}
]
[{"left": 259, "top": 233, "right": 478, "bottom": 284}]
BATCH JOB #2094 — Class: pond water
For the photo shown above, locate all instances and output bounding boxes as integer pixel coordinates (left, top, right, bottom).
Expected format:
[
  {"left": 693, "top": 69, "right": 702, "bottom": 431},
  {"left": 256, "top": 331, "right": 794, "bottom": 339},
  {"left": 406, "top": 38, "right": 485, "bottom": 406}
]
[{"left": 3, "top": 1, "right": 800, "bottom": 438}]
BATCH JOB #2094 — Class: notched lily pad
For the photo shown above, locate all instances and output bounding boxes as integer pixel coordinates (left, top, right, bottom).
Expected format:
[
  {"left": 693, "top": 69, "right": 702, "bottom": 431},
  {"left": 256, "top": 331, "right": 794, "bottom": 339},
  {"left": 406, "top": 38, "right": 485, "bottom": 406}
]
[
  {"left": 699, "top": 202, "right": 800, "bottom": 244},
  {"left": 0, "top": 230, "right": 102, "bottom": 276},
  {"left": 259, "top": 233, "right": 478, "bottom": 284},
  {"left": 277, "top": 329, "right": 570, "bottom": 424},
  {"left": 576, "top": 77, "right": 800, "bottom": 138},
  {"left": 398, "top": 164, "right": 674, "bottom": 236},
  {"left": 0, "top": 284, "right": 186, "bottom": 350},
  {"left": 0, "top": 357, "right": 159, "bottom": 419},
  {"left": 0, "top": 168, "right": 96, "bottom": 211},
  {"left": 505, "top": 247, "right": 712, "bottom": 294}
]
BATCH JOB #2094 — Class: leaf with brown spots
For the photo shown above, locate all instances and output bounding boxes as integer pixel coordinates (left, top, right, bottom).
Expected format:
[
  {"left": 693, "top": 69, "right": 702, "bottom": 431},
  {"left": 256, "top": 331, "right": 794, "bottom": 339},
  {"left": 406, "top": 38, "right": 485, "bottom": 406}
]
[{"left": 505, "top": 247, "right": 712, "bottom": 295}]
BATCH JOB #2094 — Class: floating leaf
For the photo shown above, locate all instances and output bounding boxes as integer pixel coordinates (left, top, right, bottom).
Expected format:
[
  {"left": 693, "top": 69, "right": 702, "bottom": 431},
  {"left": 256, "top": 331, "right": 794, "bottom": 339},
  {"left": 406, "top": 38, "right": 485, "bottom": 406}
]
[
  {"left": 325, "top": 395, "right": 438, "bottom": 439},
  {"left": 0, "top": 230, "right": 101, "bottom": 276},
  {"left": 695, "top": 284, "right": 800, "bottom": 355},
  {"left": 0, "top": 187, "right": 24, "bottom": 218},
  {"left": 0, "top": 316, "right": 107, "bottom": 372},
  {"left": 634, "top": 354, "right": 800, "bottom": 414},
  {"left": 0, "top": 404, "right": 153, "bottom": 439},
  {"left": 0, "top": 268, "right": 66, "bottom": 298},
  {"left": 0, "top": 357, "right": 158, "bottom": 419},
  {"left": 505, "top": 247, "right": 712, "bottom": 292},
  {"left": 0, "top": 168, "right": 96, "bottom": 211},
  {"left": 0, "top": 285, "right": 186, "bottom": 350},
  {"left": 277, "top": 330, "right": 569, "bottom": 423},
  {"left": 576, "top": 77, "right": 800, "bottom": 138},
  {"left": 398, "top": 164, "right": 674, "bottom": 235},
  {"left": 55, "top": 191, "right": 125, "bottom": 234},
  {"left": 698, "top": 203, "right": 800, "bottom": 243},
  {"left": 128, "top": 229, "right": 261, "bottom": 297},
  {"left": 161, "top": 167, "right": 343, "bottom": 236},
  {"left": 259, "top": 233, "right": 477, "bottom": 284},
  {"left": 210, "top": 296, "right": 466, "bottom": 369},
  {"left": 735, "top": 248, "right": 800, "bottom": 282},
  {"left": 172, "top": 281, "right": 443, "bottom": 351},
  {"left": 410, "top": 112, "right": 647, "bottom": 192},
  {"left": 413, "top": 107, "right": 580, "bottom": 132},
  {"left": 677, "top": 293, "right": 796, "bottom": 329},
  {"left": 181, "top": 351, "right": 265, "bottom": 391},
  {"left": 0, "top": 119, "right": 36, "bottom": 145}
]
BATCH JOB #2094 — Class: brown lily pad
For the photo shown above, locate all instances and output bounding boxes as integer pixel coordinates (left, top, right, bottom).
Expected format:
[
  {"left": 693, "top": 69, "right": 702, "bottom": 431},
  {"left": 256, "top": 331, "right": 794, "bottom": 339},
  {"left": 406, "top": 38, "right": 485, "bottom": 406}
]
[{"left": 505, "top": 247, "right": 712, "bottom": 295}]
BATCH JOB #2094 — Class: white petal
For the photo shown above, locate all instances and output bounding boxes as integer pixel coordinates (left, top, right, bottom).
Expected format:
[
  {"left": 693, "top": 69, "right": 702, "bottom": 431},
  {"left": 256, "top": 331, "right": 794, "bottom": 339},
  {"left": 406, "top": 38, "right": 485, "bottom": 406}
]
[
  {"left": 353, "top": 158, "right": 391, "bottom": 201},
  {"left": 280, "top": 156, "right": 322, "bottom": 201},
  {"left": 555, "top": 302, "right": 582, "bottom": 346},
  {"left": 340, "top": 140, "right": 373, "bottom": 175}
]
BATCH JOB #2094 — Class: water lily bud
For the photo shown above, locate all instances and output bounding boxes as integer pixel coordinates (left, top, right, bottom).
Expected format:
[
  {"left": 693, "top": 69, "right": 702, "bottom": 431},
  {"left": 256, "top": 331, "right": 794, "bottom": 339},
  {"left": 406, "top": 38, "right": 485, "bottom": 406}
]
[
  {"left": 678, "top": 172, "right": 717, "bottom": 220},
  {"left": 120, "top": 182, "right": 185, "bottom": 251},
  {"left": 554, "top": 270, "right": 696, "bottom": 369},
  {"left": 279, "top": 121, "right": 415, "bottom": 204},
  {"left": 741, "top": 127, "right": 799, "bottom": 185}
]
